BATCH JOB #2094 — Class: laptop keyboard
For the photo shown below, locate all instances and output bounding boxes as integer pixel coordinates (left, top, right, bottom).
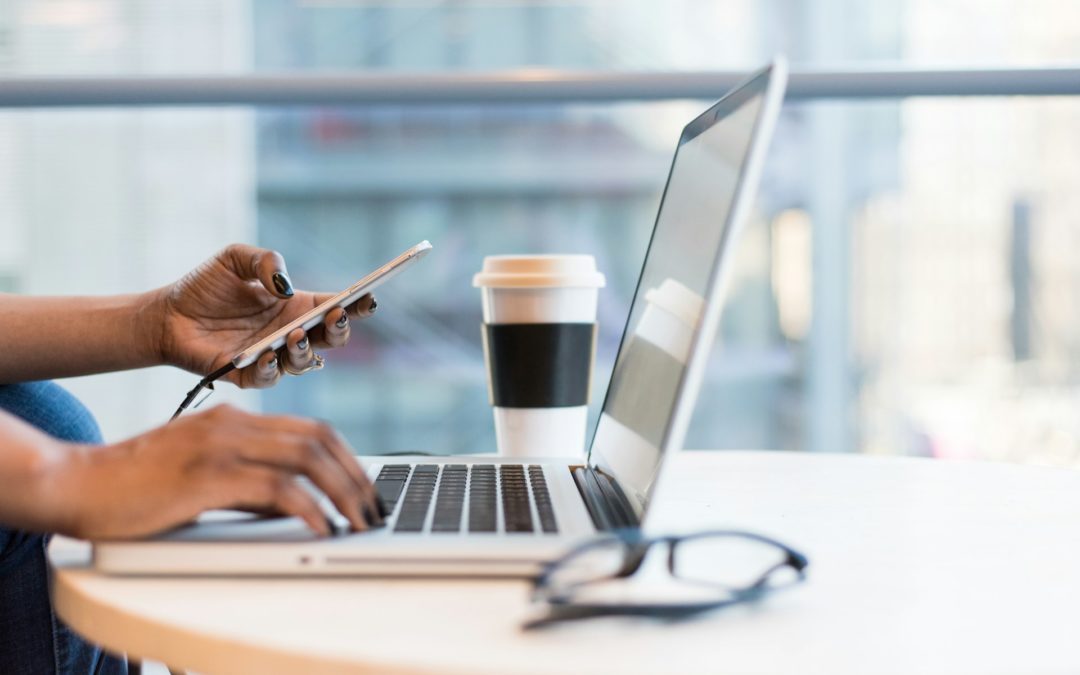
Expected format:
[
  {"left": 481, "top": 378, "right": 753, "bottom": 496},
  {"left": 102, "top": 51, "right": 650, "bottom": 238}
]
[
  {"left": 529, "top": 465, "right": 558, "bottom": 533},
  {"left": 468, "top": 464, "right": 497, "bottom": 532},
  {"left": 393, "top": 464, "right": 438, "bottom": 532},
  {"left": 374, "top": 463, "right": 558, "bottom": 535}
]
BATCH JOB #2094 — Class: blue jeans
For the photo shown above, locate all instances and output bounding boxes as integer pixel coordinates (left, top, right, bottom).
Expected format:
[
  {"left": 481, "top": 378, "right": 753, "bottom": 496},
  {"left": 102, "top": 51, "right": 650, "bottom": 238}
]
[{"left": 0, "top": 382, "right": 126, "bottom": 675}]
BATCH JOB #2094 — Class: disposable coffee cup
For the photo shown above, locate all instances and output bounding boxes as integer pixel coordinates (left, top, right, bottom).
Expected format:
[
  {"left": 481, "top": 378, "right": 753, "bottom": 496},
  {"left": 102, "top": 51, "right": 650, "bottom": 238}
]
[
  {"left": 636, "top": 278, "right": 705, "bottom": 365},
  {"left": 590, "top": 278, "right": 704, "bottom": 496},
  {"left": 473, "top": 255, "right": 606, "bottom": 458}
]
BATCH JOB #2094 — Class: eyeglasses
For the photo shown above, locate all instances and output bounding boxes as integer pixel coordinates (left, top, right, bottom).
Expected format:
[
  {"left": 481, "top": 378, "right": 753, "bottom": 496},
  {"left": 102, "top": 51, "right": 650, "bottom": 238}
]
[{"left": 525, "top": 529, "right": 808, "bottom": 629}]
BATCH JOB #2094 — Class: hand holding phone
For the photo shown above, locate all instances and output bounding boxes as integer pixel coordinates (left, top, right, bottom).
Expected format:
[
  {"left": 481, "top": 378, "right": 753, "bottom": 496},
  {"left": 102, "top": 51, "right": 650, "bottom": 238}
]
[
  {"left": 231, "top": 240, "right": 432, "bottom": 369},
  {"left": 170, "top": 240, "right": 432, "bottom": 419}
]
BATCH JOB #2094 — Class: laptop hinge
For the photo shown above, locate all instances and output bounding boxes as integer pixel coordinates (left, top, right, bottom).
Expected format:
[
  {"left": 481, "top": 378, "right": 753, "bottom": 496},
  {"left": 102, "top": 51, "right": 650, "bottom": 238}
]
[{"left": 571, "top": 467, "right": 639, "bottom": 532}]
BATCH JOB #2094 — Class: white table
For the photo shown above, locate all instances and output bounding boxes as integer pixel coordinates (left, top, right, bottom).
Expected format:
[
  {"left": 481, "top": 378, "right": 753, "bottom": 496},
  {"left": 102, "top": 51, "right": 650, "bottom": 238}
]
[{"left": 50, "top": 451, "right": 1080, "bottom": 674}]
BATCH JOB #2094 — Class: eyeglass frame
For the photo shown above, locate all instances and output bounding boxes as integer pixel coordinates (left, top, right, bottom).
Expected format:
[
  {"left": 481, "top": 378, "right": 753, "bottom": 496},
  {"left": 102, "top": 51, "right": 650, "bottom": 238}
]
[{"left": 525, "top": 529, "right": 808, "bottom": 628}]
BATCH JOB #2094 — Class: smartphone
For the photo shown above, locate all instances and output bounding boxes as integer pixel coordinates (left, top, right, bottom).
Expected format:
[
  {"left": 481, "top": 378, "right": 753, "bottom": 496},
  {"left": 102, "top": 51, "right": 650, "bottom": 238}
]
[{"left": 230, "top": 240, "right": 433, "bottom": 369}]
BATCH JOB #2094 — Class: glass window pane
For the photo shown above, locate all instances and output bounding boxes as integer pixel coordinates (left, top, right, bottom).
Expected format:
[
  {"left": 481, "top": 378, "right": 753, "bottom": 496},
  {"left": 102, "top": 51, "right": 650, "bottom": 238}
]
[{"left": 3, "top": 1, "right": 1080, "bottom": 469}]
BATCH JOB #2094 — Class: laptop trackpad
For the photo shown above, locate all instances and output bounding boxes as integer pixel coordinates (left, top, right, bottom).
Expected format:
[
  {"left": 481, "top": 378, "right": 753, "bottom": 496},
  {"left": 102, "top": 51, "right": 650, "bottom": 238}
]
[{"left": 157, "top": 510, "right": 325, "bottom": 543}]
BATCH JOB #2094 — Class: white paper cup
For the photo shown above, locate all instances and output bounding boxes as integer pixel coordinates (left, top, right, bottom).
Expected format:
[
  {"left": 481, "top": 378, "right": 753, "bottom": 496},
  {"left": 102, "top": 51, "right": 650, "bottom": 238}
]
[
  {"left": 473, "top": 255, "right": 605, "bottom": 458},
  {"left": 637, "top": 278, "right": 705, "bottom": 363},
  {"left": 590, "top": 278, "right": 704, "bottom": 495}
]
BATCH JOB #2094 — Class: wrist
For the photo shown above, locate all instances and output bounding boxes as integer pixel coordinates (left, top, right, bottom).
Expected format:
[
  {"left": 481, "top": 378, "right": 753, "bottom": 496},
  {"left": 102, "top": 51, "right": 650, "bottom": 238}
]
[
  {"left": 42, "top": 441, "right": 133, "bottom": 540},
  {"left": 19, "top": 436, "right": 93, "bottom": 538},
  {"left": 38, "top": 443, "right": 87, "bottom": 538},
  {"left": 134, "top": 286, "right": 171, "bottom": 368}
]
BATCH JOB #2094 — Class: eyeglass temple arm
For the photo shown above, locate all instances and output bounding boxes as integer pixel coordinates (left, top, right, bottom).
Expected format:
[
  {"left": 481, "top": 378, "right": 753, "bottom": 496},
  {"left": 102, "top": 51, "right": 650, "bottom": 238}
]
[{"left": 169, "top": 362, "right": 237, "bottom": 421}]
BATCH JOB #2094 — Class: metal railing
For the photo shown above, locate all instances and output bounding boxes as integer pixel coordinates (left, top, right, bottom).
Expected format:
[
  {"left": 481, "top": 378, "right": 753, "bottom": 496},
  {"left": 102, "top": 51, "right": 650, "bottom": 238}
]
[{"left": 0, "top": 67, "right": 1077, "bottom": 107}]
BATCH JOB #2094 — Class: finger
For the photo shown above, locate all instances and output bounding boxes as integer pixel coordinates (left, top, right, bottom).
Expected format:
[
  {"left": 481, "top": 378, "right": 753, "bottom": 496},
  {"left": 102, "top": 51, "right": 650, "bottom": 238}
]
[
  {"left": 286, "top": 328, "right": 315, "bottom": 372},
  {"left": 348, "top": 293, "right": 377, "bottom": 319},
  {"left": 221, "top": 243, "right": 294, "bottom": 299},
  {"left": 236, "top": 351, "right": 282, "bottom": 390},
  {"left": 310, "top": 292, "right": 376, "bottom": 320},
  {"left": 304, "top": 295, "right": 373, "bottom": 350},
  {"left": 236, "top": 415, "right": 380, "bottom": 526},
  {"left": 310, "top": 420, "right": 382, "bottom": 524},
  {"left": 322, "top": 307, "right": 351, "bottom": 349},
  {"left": 294, "top": 435, "right": 369, "bottom": 532},
  {"left": 235, "top": 428, "right": 370, "bottom": 531},
  {"left": 224, "top": 465, "right": 331, "bottom": 537},
  {"left": 231, "top": 505, "right": 289, "bottom": 519}
]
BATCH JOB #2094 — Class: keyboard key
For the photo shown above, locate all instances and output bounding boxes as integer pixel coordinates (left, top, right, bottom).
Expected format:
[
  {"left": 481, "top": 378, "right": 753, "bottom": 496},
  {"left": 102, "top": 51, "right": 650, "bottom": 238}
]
[
  {"left": 500, "top": 465, "right": 533, "bottom": 533},
  {"left": 431, "top": 466, "right": 466, "bottom": 533},
  {"left": 373, "top": 479, "right": 405, "bottom": 510},
  {"left": 468, "top": 465, "right": 497, "bottom": 533},
  {"left": 374, "top": 466, "right": 414, "bottom": 514},
  {"left": 528, "top": 465, "right": 558, "bottom": 533},
  {"left": 394, "top": 465, "right": 437, "bottom": 533}
]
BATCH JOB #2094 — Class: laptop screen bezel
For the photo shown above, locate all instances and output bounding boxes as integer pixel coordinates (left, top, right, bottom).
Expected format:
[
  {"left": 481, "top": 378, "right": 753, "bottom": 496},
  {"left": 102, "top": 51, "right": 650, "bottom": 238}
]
[{"left": 585, "top": 59, "right": 788, "bottom": 520}]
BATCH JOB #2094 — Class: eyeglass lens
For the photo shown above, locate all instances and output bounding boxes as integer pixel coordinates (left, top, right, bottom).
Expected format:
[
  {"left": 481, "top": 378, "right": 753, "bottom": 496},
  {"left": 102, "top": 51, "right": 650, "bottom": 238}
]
[
  {"left": 671, "top": 534, "right": 799, "bottom": 589},
  {"left": 544, "top": 537, "right": 629, "bottom": 591}
]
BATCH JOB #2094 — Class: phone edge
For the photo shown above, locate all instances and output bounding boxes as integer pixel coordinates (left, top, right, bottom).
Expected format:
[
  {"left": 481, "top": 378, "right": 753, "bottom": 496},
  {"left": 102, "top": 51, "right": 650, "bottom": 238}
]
[{"left": 228, "top": 240, "right": 432, "bottom": 370}]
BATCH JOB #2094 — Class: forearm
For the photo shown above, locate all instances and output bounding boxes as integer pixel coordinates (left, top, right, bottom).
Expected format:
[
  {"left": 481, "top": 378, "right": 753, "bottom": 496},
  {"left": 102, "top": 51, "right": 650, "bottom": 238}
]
[
  {"left": 0, "top": 290, "right": 166, "bottom": 383},
  {"left": 0, "top": 410, "right": 82, "bottom": 536}
]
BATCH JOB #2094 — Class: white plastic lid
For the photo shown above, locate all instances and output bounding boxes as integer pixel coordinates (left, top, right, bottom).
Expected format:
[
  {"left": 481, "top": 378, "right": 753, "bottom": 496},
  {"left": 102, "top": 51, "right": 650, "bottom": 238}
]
[
  {"left": 644, "top": 278, "right": 704, "bottom": 328},
  {"left": 473, "top": 254, "right": 606, "bottom": 289}
]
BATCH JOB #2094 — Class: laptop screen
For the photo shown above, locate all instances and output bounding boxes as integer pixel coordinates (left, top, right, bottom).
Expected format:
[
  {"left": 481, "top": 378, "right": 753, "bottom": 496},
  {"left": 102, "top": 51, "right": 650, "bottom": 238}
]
[{"left": 587, "top": 65, "right": 781, "bottom": 516}]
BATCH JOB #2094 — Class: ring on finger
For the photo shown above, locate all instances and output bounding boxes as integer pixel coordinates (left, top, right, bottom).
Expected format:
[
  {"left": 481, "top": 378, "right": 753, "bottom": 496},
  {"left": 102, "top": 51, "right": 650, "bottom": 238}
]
[{"left": 283, "top": 352, "right": 325, "bottom": 376}]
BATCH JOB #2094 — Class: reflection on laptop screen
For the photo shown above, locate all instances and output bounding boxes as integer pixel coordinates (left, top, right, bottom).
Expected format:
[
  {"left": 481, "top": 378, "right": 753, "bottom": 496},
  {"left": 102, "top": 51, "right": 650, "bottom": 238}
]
[{"left": 588, "top": 76, "right": 770, "bottom": 515}]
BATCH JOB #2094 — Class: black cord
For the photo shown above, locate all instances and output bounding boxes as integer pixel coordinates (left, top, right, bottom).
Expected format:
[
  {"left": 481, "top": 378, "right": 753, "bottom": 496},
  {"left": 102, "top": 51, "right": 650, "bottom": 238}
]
[{"left": 170, "top": 362, "right": 237, "bottom": 421}]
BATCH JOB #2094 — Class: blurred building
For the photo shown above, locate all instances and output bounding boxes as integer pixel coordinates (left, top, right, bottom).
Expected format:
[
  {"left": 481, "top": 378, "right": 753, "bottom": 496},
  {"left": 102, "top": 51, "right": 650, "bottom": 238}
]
[
  {"left": 252, "top": 0, "right": 901, "bottom": 455},
  {"left": 1, "top": 0, "right": 1079, "bottom": 466},
  {"left": 0, "top": 1, "right": 258, "bottom": 439}
]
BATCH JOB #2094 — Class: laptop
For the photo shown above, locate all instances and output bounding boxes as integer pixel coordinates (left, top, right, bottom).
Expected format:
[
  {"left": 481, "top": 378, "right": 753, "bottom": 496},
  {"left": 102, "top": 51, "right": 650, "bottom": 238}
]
[{"left": 94, "top": 58, "right": 787, "bottom": 577}]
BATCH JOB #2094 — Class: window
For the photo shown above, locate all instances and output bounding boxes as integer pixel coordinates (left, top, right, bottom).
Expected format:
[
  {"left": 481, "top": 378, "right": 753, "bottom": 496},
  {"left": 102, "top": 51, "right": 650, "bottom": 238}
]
[{"left": 3, "top": 1, "right": 1079, "bottom": 466}]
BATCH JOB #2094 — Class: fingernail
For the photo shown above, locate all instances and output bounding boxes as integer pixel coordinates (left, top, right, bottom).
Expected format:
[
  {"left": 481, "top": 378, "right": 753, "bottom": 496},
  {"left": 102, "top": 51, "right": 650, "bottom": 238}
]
[
  {"left": 335, "top": 312, "right": 348, "bottom": 329},
  {"left": 368, "top": 298, "right": 378, "bottom": 313},
  {"left": 266, "top": 356, "right": 278, "bottom": 371},
  {"left": 297, "top": 336, "right": 309, "bottom": 350},
  {"left": 272, "top": 272, "right": 294, "bottom": 297}
]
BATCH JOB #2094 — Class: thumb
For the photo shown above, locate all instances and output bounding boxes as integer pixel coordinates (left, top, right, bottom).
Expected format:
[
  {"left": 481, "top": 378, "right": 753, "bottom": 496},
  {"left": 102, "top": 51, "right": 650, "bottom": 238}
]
[{"left": 222, "top": 244, "right": 294, "bottom": 299}]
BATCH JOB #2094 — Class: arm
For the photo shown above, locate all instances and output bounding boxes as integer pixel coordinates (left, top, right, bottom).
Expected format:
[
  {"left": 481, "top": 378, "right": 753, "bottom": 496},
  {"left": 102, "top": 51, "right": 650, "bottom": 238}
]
[
  {"left": 0, "top": 244, "right": 376, "bottom": 386},
  {"left": 0, "top": 243, "right": 385, "bottom": 539},
  {"left": 0, "top": 291, "right": 165, "bottom": 383},
  {"left": 0, "top": 408, "right": 74, "bottom": 534},
  {"left": 0, "top": 404, "right": 384, "bottom": 539}
]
